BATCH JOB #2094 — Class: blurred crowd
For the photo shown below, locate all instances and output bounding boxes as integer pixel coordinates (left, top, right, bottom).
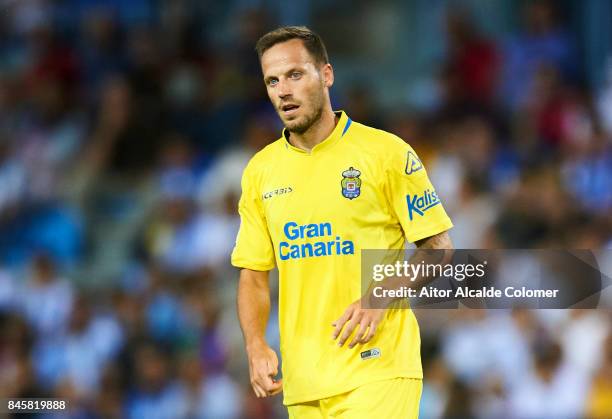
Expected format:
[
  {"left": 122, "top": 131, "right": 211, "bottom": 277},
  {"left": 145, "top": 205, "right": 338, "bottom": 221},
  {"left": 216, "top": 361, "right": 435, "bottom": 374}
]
[{"left": 0, "top": 0, "right": 611, "bottom": 418}]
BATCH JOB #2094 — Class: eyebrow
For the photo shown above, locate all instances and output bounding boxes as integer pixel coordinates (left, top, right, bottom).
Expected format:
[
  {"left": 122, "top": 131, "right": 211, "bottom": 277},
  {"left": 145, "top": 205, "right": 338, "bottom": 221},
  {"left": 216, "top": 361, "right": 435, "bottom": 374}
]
[{"left": 264, "top": 67, "right": 304, "bottom": 83}]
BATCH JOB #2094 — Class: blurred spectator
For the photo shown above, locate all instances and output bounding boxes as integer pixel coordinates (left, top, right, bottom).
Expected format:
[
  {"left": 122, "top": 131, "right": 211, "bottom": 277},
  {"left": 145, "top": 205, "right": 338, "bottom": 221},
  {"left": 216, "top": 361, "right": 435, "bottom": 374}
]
[
  {"left": 112, "top": 288, "right": 147, "bottom": 341},
  {"left": 444, "top": 8, "right": 499, "bottom": 106},
  {"left": 144, "top": 268, "right": 194, "bottom": 345},
  {"left": 0, "top": 269, "right": 17, "bottom": 310},
  {"left": 164, "top": 62, "right": 210, "bottom": 148},
  {"left": 198, "top": 114, "right": 277, "bottom": 211},
  {"left": 82, "top": 75, "right": 162, "bottom": 178},
  {"left": 560, "top": 310, "right": 609, "bottom": 374},
  {"left": 196, "top": 290, "right": 231, "bottom": 375},
  {"left": 516, "top": 66, "right": 599, "bottom": 154},
  {"left": 92, "top": 362, "right": 125, "bottom": 417},
  {"left": 124, "top": 342, "right": 185, "bottom": 419},
  {"left": 425, "top": 122, "right": 466, "bottom": 215},
  {"left": 342, "top": 83, "right": 383, "bottom": 127},
  {"left": 383, "top": 109, "right": 436, "bottom": 166},
  {"left": 174, "top": 352, "right": 241, "bottom": 419},
  {"left": 597, "top": 57, "right": 612, "bottom": 135},
  {"left": 494, "top": 166, "right": 579, "bottom": 247},
  {"left": 508, "top": 340, "right": 589, "bottom": 418},
  {"left": 19, "top": 254, "right": 74, "bottom": 337},
  {"left": 18, "top": 26, "right": 83, "bottom": 201},
  {"left": 143, "top": 172, "right": 237, "bottom": 274},
  {"left": 561, "top": 134, "right": 612, "bottom": 215},
  {"left": 441, "top": 310, "right": 531, "bottom": 387},
  {"left": 0, "top": 142, "right": 26, "bottom": 220},
  {"left": 502, "top": 0, "right": 576, "bottom": 110},
  {"left": 78, "top": 7, "right": 127, "bottom": 103},
  {"left": 0, "top": 313, "right": 42, "bottom": 399},
  {"left": 32, "top": 294, "right": 123, "bottom": 399},
  {"left": 443, "top": 378, "right": 475, "bottom": 418},
  {"left": 448, "top": 174, "right": 499, "bottom": 248}
]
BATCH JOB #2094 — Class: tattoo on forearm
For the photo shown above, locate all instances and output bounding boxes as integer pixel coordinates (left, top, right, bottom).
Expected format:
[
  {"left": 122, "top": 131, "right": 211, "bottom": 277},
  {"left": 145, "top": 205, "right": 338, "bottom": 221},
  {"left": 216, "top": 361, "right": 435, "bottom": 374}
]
[{"left": 416, "top": 232, "right": 452, "bottom": 250}]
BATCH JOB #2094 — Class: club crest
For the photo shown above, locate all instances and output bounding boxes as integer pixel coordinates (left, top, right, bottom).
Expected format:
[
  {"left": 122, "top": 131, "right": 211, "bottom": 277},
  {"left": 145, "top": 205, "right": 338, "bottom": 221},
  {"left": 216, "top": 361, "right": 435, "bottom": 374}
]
[{"left": 341, "top": 166, "right": 361, "bottom": 199}]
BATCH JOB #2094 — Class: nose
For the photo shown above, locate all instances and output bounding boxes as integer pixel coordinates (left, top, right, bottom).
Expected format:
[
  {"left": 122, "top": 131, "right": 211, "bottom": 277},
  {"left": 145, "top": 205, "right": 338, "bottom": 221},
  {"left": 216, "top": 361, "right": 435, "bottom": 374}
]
[{"left": 277, "top": 79, "right": 292, "bottom": 100}]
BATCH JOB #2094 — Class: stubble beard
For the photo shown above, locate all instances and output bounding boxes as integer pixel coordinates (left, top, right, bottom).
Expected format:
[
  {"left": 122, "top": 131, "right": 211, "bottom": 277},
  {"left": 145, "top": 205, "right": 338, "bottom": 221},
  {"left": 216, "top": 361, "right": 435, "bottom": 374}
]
[{"left": 283, "top": 90, "right": 324, "bottom": 135}]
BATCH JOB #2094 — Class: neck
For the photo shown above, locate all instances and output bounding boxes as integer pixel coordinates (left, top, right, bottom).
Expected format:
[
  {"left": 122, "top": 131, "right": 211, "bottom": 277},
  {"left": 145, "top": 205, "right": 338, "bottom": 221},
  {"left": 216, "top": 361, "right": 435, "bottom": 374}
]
[{"left": 288, "top": 106, "right": 337, "bottom": 152}]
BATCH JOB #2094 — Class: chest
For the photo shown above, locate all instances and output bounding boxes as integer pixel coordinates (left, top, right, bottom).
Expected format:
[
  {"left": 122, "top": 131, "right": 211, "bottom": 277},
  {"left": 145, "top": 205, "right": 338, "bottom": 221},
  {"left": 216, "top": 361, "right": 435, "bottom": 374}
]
[{"left": 260, "top": 153, "right": 387, "bottom": 234}]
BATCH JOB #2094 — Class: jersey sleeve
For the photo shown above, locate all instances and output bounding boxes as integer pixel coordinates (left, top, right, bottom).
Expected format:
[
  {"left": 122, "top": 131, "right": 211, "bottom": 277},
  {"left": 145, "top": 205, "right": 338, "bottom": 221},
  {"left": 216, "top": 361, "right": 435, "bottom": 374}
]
[
  {"left": 231, "top": 160, "right": 276, "bottom": 271},
  {"left": 384, "top": 138, "right": 453, "bottom": 243}
]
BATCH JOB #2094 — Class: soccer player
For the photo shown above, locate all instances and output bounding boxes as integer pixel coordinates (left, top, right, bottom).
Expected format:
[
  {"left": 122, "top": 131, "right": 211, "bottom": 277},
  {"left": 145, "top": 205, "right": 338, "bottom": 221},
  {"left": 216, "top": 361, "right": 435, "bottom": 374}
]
[{"left": 232, "top": 26, "right": 453, "bottom": 418}]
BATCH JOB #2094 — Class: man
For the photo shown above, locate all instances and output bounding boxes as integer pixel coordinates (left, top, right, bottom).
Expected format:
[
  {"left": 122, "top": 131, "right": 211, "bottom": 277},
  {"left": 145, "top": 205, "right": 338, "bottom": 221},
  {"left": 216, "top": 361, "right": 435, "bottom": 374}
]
[{"left": 232, "top": 26, "right": 453, "bottom": 418}]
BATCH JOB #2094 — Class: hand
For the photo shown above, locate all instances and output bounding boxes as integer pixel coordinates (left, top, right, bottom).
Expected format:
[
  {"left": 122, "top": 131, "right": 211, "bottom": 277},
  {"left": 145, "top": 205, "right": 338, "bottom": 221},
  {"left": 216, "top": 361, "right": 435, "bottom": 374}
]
[
  {"left": 246, "top": 341, "right": 283, "bottom": 398},
  {"left": 332, "top": 299, "right": 385, "bottom": 348}
]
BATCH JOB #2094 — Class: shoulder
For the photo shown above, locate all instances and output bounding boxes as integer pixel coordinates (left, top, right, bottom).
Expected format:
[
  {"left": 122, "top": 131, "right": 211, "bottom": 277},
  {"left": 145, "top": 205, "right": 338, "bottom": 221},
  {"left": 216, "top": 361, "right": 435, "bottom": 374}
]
[
  {"left": 348, "top": 120, "right": 428, "bottom": 180},
  {"left": 243, "top": 138, "right": 284, "bottom": 175},
  {"left": 348, "top": 120, "right": 416, "bottom": 159}
]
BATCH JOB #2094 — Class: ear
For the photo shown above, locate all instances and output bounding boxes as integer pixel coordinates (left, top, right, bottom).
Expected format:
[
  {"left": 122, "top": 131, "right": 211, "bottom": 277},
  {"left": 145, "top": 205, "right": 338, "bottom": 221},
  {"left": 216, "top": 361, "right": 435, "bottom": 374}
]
[{"left": 322, "top": 63, "right": 334, "bottom": 88}]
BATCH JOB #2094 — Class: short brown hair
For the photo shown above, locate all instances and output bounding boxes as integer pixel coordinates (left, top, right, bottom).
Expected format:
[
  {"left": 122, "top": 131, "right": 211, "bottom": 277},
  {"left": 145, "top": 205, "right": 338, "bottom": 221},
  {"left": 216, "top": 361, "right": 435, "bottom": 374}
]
[{"left": 255, "top": 26, "right": 329, "bottom": 66}]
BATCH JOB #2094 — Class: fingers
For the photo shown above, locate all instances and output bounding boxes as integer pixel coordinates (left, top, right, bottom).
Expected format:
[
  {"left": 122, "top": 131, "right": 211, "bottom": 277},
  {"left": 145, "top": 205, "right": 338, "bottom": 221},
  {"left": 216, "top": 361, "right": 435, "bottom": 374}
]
[
  {"left": 348, "top": 321, "right": 369, "bottom": 348},
  {"left": 245, "top": 343, "right": 283, "bottom": 398},
  {"left": 267, "top": 356, "right": 278, "bottom": 376},
  {"left": 361, "top": 321, "right": 378, "bottom": 344},
  {"left": 253, "top": 374, "right": 283, "bottom": 398},
  {"left": 268, "top": 378, "right": 283, "bottom": 395},
  {"left": 332, "top": 308, "right": 353, "bottom": 339},
  {"left": 250, "top": 351, "right": 282, "bottom": 398},
  {"left": 251, "top": 379, "right": 268, "bottom": 398},
  {"left": 249, "top": 361, "right": 267, "bottom": 398},
  {"left": 335, "top": 313, "right": 380, "bottom": 348},
  {"left": 337, "top": 316, "right": 359, "bottom": 346},
  {"left": 251, "top": 372, "right": 282, "bottom": 398},
  {"left": 333, "top": 303, "right": 383, "bottom": 348}
]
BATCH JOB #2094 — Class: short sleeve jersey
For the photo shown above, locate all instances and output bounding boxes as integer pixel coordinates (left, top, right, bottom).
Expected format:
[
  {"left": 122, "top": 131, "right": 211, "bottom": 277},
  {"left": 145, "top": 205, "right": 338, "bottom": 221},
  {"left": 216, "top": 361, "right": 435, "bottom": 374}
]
[{"left": 232, "top": 111, "right": 453, "bottom": 405}]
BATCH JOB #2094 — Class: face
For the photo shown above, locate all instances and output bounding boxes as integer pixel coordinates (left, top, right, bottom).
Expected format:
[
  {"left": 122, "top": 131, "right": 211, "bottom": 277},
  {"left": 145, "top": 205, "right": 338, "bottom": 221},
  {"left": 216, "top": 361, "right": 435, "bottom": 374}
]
[{"left": 260, "top": 39, "right": 333, "bottom": 134}]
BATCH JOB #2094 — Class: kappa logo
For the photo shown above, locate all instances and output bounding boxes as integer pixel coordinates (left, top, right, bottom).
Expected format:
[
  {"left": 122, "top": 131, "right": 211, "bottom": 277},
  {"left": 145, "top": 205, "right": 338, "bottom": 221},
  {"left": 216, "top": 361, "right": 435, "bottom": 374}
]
[
  {"left": 405, "top": 151, "right": 423, "bottom": 175},
  {"left": 340, "top": 167, "right": 361, "bottom": 200}
]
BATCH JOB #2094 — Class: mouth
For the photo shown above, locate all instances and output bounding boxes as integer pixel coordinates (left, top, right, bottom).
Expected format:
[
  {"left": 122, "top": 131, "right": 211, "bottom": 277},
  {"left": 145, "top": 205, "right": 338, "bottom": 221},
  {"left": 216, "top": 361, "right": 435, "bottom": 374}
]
[{"left": 281, "top": 104, "right": 300, "bottom": 116}]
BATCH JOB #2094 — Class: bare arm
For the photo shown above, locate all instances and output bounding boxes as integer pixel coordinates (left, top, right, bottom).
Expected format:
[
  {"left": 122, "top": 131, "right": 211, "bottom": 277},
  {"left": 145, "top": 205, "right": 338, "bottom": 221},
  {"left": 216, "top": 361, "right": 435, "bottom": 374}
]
[
  {"left": 237, "top": 268, "right": 282, "bottom": 397},
  {"left": 415, "top": 230, "right": 453, "bottom": 250},
  {"left": 237, "top": 268, "right": 271, "bottom": 347}
]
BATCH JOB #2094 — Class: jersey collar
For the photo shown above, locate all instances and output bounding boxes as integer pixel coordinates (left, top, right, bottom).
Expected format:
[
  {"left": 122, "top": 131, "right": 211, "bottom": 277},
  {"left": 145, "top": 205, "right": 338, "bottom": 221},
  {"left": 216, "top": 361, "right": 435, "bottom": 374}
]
[{"left": 282, "top": 111, "right": 352, "bottom": 155}]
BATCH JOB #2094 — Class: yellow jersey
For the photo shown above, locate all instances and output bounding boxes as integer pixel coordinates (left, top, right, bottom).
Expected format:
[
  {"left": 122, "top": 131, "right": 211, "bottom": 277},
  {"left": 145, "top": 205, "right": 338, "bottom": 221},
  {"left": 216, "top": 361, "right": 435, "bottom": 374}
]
[{"left": 231, "top": 111, "right": 453, "bottom": 405}]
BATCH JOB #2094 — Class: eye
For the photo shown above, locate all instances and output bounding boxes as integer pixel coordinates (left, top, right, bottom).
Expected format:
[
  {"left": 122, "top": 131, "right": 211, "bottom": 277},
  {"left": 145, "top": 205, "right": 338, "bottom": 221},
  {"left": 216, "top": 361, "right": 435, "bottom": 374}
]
[
  {"left": 290, "top": 72, "right": 302, "bottom": 79},
  {"left": 267, "top": 78, "right": 278, "bottom": 86}
]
